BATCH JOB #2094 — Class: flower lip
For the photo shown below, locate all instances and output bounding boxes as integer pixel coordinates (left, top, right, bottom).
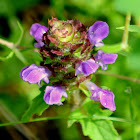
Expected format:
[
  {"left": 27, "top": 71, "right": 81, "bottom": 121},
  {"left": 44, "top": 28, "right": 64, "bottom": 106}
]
[
  {"left": 100, "top": 89, "right": 116, "bottom": 111},
  {"left": 44, "top": 86, "right": 67, "bottom": 105},
  {"left": 88, "top": 21, "right": 109, "bottom": 47},
  {"left": 75, "top": 59, "right": 99, "bottom": 76},
  {"left": 20, "top": 64, "right": 51, "bottom": 86},
  {"left": 85, "top": 81, "right": 116, "bottom": 111},
  {"left": 95, "top": 50, "right": 118, "bottom": 70},
  {"left": 30, "top": 23, "right": 49, "bottom": 48}
]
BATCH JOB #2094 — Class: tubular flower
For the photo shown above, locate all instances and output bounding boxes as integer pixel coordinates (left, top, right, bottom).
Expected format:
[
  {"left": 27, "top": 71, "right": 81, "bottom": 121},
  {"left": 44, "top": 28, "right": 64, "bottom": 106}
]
[
  {"left": 44, "top": 86, "right": 67, "bottom": 105},
  {"left": 75, "top": 59, "right": 99, "bottom": 76},
  {"left": 85, "top": 81, "right": 116, "bottom": 111},
  {"left": 20, "top": 64, "right": 51, "bottom": 86},
  {"left": 19, "top": 18, "right": 118, "bottom": 110},
  {"left": 95, "top": 50, "right": 118, "bottom": 70},
  {"left": 30, "top": 23, "right": 49, "bottom": 48},
  {"left": 88, "top": 21, "right": 109, "bottom": 47}
]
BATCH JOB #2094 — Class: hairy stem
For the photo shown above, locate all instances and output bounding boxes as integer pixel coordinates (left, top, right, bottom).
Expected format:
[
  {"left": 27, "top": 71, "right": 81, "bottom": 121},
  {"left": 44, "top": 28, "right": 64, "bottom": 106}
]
[
  {"left": 0, "top": 38, "right": 14, "bottom": 49},
  {"left": 122, "top": 13, "right": 131, "bottom": 49},
  {"left": 96, "top": 71, "right": 140, "bottom": 84}
]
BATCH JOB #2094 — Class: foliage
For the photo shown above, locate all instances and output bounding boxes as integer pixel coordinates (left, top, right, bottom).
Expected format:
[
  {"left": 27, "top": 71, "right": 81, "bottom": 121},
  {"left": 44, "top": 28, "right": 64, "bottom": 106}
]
[{"left": 0, "top": 0, "right": 140, "bottom": 139}]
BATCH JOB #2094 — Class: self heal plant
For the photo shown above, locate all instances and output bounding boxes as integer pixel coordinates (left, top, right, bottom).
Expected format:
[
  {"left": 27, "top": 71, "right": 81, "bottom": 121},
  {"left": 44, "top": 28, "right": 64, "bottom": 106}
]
[{"left": 20, "top": 18, "right": 118, "bottom": 111}]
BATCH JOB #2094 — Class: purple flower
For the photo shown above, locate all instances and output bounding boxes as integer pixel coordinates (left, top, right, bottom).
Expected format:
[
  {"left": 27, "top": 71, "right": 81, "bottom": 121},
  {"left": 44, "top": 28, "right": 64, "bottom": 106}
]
[
  {"left": 75, "top": 59, "right": 99, "bottom": 76},
  {"left": 20, "top": 64, "right": 51, "bottom": 86},
  {"left": 95, "top": 50, "right": 118, "bottom": 70},
  {"left": 44, "top": 86, "right": 67, "bottom": 105},
  {"left": 30, "top": 23, "right": 49, "bottom": 48},
  {"left": 88, "top": 21, "right": 109, "bottom": 47},
  {"left": 85, "top": 81, "right": 116, "bottom": 111}
]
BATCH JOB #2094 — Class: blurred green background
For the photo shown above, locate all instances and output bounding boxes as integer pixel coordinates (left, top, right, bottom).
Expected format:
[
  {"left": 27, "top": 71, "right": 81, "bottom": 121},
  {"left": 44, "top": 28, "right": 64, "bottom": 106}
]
[{"left": 0, "top": 0, "right": 140, "bottom": 139}]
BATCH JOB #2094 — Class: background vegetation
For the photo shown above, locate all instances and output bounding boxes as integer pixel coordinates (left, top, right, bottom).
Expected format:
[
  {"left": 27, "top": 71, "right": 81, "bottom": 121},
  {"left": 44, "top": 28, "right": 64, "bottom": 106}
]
[{"left": 0, "top": 0, "right": 140, "bottom": 139}]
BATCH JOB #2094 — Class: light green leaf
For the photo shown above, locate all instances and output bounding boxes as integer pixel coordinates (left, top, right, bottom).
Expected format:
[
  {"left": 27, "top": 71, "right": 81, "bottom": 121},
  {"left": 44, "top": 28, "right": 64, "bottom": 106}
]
[
  {"left": 14, "top": 48, "right": 28, "bottom": 65},
  {"left": 95, "top": 43, "right": 122, "bottom": 53},
  {"left": 116, "top": 25, "right": 140, "bottom": 33},
  {"left": 80, "top": 119, "right": 118, "bottom": 140},
  {"left": 21, "top": 86, "right": 49, "bottom": 121},
  {"left": 15, "top": 21, "right": 24, "bottom": 45}
]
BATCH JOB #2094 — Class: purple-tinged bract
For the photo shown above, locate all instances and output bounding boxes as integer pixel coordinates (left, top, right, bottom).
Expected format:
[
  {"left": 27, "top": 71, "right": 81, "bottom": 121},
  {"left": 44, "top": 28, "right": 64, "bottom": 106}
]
[
  {"left": 75, "top": 59, "right": 99, "bottom": 76},
  {"left": 88, "top": 21, "right": 109, "bottom": 47},
  {"left": 85, "top": 81, "right": 116, "bottom": 111},
  {"left": 95, "top": 50, "right": 118, "bottom": 70},
  {"left": 30, "top": 23, "right": 49, "bottom": 48},
  {"left": 20, "top": 64, "right": 51, "bottom": 86},
  {"left": 44, "top": 86, "right": 67, "bottom": 105}
]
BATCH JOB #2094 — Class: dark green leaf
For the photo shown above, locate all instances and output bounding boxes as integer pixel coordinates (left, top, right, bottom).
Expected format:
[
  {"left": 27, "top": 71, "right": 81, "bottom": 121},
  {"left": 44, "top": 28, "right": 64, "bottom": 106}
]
[{"left": 21, "top": 86, "right": 49, "bottom": 121}]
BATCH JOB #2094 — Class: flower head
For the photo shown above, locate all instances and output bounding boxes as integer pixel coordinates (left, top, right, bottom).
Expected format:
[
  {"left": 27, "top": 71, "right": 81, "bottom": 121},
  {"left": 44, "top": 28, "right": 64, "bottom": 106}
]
[
  {"left": 44, "top": 86, "right": 67, "bottom": 105},
  {"left": 75, "top": 59, "right": 99, "bottom": 76},
  {"left": 30, "top": 23, "right": 49, "bottom": 48},
  {"left": 95, "top": 50, "right": 118, "bottom": 70},
  {"left": 85, "top": 81, "right": 116, "bottom": 111},
  {"left": 20, "top": 64, "right": 51, "bottom": 86},
  {"left": 88, "top": 21, "right": 109, "bottom": 47}
]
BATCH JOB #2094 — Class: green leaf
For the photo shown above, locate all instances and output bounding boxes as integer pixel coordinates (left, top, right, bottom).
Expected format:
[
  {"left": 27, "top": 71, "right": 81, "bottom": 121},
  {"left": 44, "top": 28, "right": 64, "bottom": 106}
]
[
  {"left": 68, "top": 97, "right": 118, "bottom": 139},
  {"left": 116, "top": 25, "right": 140, "bottom": 33},
  {"left": 82, "top": 98, "right": 113, "bottom": 117},
  {"left": 80, "top": 119, "right": 118, "bottom": 140},
  {"left": 0, "top": 51, "right": 14, "bottom": 61},
  {"left": 21, "top": 86, "right": 49, "bottom": 121},
  {"left": 14, "top": 48, "right": 28, "bottom": 65},
  {"left": 95, "top": 43, "right": 122, "bottom": 53},
  {"left": 15, "top": 21, "right": 24, "bottom": 45},
  {"left": 114, "top": 0, "right": 140, "bottom": 16}
]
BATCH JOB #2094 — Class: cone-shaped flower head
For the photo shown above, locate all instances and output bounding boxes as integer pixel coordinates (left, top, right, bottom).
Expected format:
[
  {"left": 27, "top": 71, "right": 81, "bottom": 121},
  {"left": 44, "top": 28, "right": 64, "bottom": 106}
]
[
  {"left": 85, "top": 81, "right": 116, "bottom": 111},
  {"left": 44, "top": 86, "right": 67, "bottom": 105},
  {"left": 20, "top": 64, "right": 51, "bottom": 86},
  {"left": 47, "top": 18, "right": 89, "bottom": 52},
  {"left": 95, "top": 50, "right": 118, "bottom": 70},
  {"left": 88, "top": 21, "right": 109, "bottom": 47},
  {"left": 75, "top": 59, "right": 99, "bottom": 76},
  {"left": 30, "top": 23, "right": 49, "bottom": 48}
]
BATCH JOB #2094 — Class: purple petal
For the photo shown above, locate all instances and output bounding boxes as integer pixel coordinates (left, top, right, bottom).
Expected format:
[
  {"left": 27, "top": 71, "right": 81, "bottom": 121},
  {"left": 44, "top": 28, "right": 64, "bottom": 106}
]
[
  {"left": 102, "top": 53, "right": 118, "bottom": 64},
  {"left": 44, "top": 86, "right": 54, "bottom": 104},
  {"left": 75, "top": 59, "right": 99, "bottom": 76},
  {"left": 20, "top": 66, "right": 29, "bottom": 79},
  {"left": 49, "top": 87, "right": 63, "bottom": 105},
  {"left": 88, "top": 21, "right": 109, "bottom": 47},
  {"left": 44, "top": 86, "right": 67, "bottom": 105},
  {"left": 34, "top": 42, "right": 44, "bottom": 48},
  {"left": 21, "top": 64, "right": 38, "bottom": 79},
  {"left": 23, "top": 69, "right": 46, "bottom": 83},
  {"left": 100, "top": 89, "right": 116, "bottom": 111},
  {"left": 90, "top": 90, "right": 100, "bottom": 101},
  {"left": 85, "top": 81, "right": 100, "bottom": 101},
  {"left": 95, "top": 50, "right": 118, "bottom": 70},
  {"left": 30, "top": 23, "right": 48, "bottom": 41},
  {"left": 20, "top": 64, "right": 51, "bottom": 85}
]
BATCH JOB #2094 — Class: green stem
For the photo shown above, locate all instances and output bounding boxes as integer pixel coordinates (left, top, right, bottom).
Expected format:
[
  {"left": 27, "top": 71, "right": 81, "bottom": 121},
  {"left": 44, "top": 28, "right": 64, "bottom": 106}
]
[
  {"left": 121, "top": 13, "right": 131, "bottom": 50},
  {"left": 96, "top": 71, "right": 140, "bottom": 84},
  {"left": 0, "top": 115, "right": 140, "bottom": 127}
]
